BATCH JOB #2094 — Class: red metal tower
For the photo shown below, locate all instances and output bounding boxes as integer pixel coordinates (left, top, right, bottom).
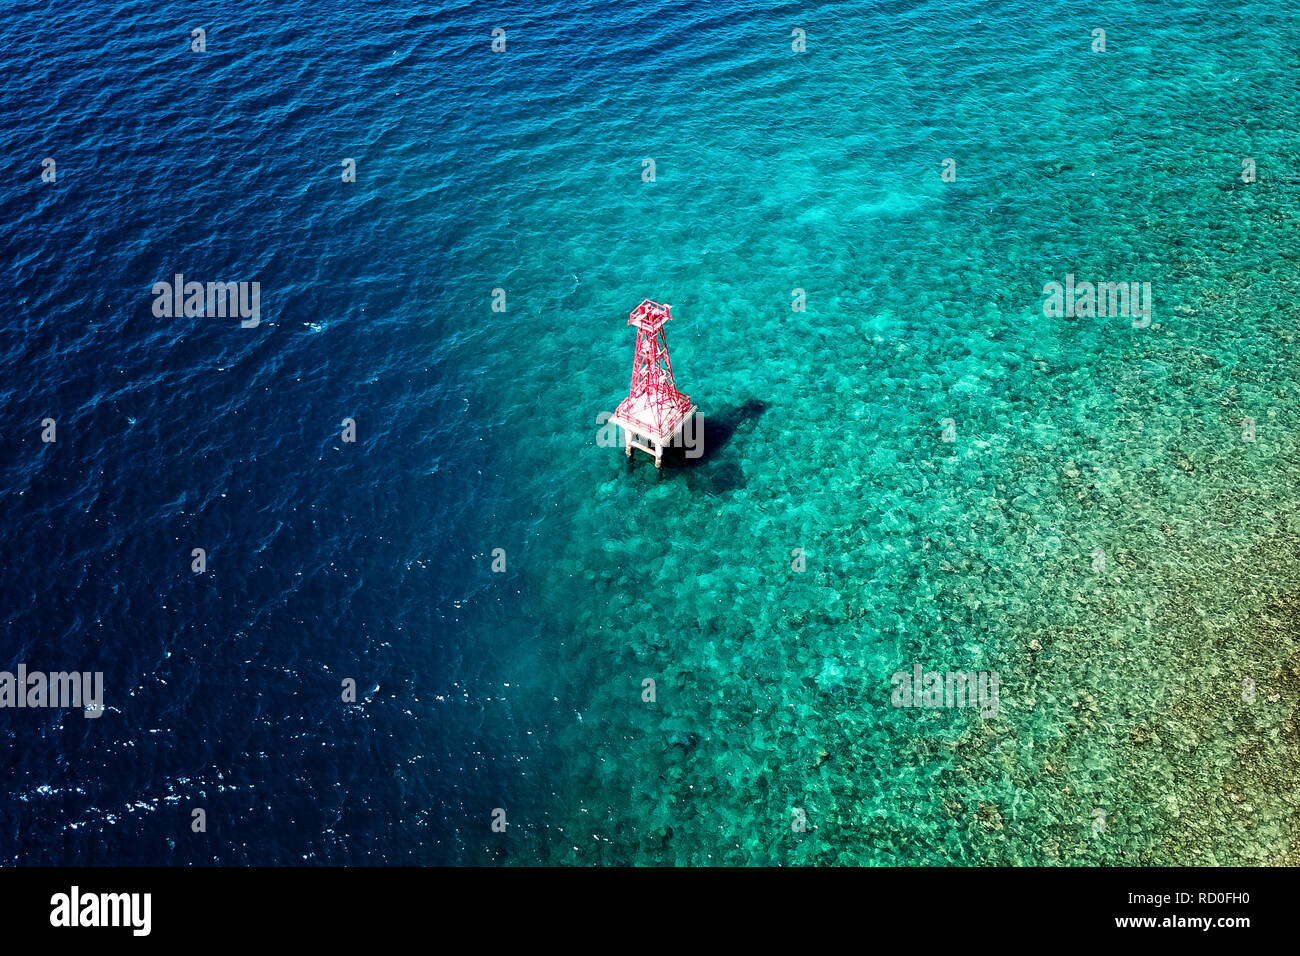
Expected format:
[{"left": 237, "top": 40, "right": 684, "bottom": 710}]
[{"left": 610, "top": 299, "right": 696, "bottom": 468}]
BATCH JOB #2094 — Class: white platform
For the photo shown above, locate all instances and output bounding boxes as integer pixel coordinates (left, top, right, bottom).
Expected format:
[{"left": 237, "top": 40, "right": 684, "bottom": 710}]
[{"left": 610, "top": 400, "right": 697, "bottom": 468}]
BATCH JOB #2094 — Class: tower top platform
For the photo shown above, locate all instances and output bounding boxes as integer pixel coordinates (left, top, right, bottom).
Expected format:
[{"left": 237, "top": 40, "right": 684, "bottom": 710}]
[{"left": 629, "top": 298, "right": 672, "bottom": 333}]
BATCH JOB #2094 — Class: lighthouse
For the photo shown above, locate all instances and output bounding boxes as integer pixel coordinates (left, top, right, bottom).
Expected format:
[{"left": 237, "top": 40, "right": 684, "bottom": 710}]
[{"left": 609, "top": 299, "right": 696, "bottom": 469}]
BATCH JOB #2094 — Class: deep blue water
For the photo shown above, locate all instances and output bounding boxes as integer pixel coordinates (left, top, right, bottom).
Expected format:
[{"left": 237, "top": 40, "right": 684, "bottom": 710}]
[
  {"left": 4, "top": 0, "right": 1300, "bottom": 865},
  {"left": 1, "top": 0, "right": 553, "bottom": 864}
]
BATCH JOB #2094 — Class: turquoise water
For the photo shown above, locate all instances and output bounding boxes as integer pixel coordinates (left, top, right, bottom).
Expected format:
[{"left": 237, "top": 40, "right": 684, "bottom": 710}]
[{"left": 461, "top": 0, "right": 1300, "bottom": 864}]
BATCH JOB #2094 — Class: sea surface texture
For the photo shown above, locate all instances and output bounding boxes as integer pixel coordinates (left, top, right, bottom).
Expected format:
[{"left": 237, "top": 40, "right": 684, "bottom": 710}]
[{"left": 2, "top": 0, "right": 1299, "bottom": 864}]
